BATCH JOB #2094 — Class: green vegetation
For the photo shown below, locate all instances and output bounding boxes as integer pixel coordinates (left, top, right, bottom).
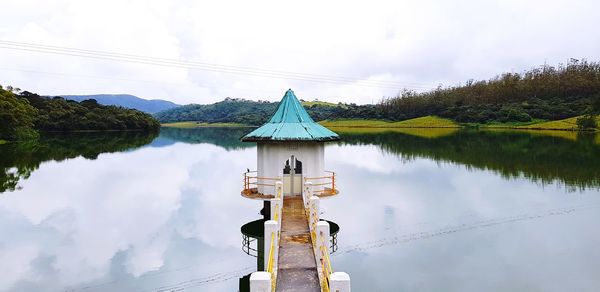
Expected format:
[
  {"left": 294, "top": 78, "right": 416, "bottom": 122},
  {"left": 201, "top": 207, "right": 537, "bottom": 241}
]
[
  {"left": 320, "top": 116, "right": 459, "bottom": 128},
  {"left": 515, "top": 116, "right": 599, "bottom": 130},
  {"left": 327, "top": 126, "right": 459, "bottom": 138},
  {"left": 0, "top": 131, "right": 157, "bottom": 192},
  {"left": 300, "top": 100, "right": 341, "bottom": 107},
  {"left": 473, "top": 119, "right": 547, "bottom": 128},
  {"left": 577, "top": 115, "right": 598, "bottom": 130},
  {"left": 0, "top": 85, "right": 160, "bottom": 141},
  {"left": 0, "top": 140, "right": 7, "bottom": 144},
  {"left": 154, "top": 97, "right": 382, "bottom": 124},
  {"left": 161, "top": 121, "right": 248, "bottom": 128},
  {"left": 0, "top": 85, "right": 39, "bottom": 141},
  {"left": 154, "top": 98, "right": 279, "bottom": 125},
  {"left": 381, "top": 60, "right": 600, "bottom": 124},
  {"left": 155, "top": 60, "right": 600, "bottom": 132}
]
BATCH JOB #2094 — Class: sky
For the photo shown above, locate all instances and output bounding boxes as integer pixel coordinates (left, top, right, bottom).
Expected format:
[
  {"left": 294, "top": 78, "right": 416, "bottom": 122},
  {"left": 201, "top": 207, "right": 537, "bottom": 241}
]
[{"left": 0, "top": 0, "right": 598, "bottom": 105}]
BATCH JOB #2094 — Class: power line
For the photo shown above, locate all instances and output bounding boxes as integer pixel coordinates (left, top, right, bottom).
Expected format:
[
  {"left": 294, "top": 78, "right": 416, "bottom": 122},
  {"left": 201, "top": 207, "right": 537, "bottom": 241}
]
[
  {"left": 1, "top": 40, "right": 434, "bottom": 86},
  {"left": 0, "top": 40, "right": 436, "bottom": 90},
  {"left": 0, "top": 67, "right": 189, "bottom": 86},
  {"left": 0, "top": 40, "right": 435, "bottom": 88}
]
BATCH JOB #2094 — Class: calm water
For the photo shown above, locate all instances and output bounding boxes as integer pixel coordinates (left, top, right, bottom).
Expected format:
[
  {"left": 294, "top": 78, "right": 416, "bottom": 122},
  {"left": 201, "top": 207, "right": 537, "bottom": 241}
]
[{"left": 1, "top": 128, "right": 600, "bottom": 292}]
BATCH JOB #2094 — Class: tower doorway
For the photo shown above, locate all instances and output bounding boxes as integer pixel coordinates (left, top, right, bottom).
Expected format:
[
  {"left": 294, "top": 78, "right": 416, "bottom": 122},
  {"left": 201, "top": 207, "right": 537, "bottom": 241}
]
[{"left": 283, "top": 155, "right": 302, "bottom": 196}]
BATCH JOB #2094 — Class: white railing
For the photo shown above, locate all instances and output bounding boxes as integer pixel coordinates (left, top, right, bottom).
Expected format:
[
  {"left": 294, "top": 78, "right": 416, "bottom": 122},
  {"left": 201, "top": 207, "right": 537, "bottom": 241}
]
[
  {"left": 303, "top": 182, "right": 351, "bottom": 292},
  {"left": 254, "top": 181, "right": 282, "bottom": 292},
  {"left": 250, "top": 180, "right": 350, "bottom": 292}
]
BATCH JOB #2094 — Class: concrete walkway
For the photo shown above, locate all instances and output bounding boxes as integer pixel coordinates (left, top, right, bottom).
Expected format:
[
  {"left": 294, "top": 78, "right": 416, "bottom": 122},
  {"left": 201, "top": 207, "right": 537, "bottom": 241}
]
[{"left": 276, "top": 196, "right": 320, "bottom": 292}]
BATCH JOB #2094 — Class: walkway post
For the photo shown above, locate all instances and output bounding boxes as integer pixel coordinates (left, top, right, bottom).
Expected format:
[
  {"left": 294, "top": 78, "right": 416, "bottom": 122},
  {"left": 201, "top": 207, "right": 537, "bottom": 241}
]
[
  {"left": 275, "top": 181, "right": 283, "bottom": 199},
  {"left": 304, "top": 182, "right": 313, "bottom": 208},
  {"left": 250, "top": 271, "right": 272, "bottom": 292},
  {"left": 329, "top": 272, "right": 351, "bottom": 292},
  {"left": 263, "top": 220, "right": 279, "bottom": 272},
  {"left": 309, "top": 196, "right": 319, "bottom": 231},
  {"left": 269, "top": 197, "right": 280, "bottom": 221},
  {"left": 271, "top": 181, "right": 282, "bottom": 227},
  {"left": 316, "top": 220, "right": 330, "bottom": 264}
]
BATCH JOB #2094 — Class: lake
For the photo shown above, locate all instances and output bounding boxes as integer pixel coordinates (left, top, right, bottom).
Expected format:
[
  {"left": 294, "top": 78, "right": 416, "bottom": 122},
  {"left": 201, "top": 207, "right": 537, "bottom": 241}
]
[{"left": 1, "top": 128, "right": 600, "bottom": 292}]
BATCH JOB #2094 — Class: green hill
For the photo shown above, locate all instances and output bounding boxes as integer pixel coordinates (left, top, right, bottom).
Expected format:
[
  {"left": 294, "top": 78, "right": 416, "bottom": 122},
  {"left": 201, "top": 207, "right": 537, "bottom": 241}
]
[
  {"left": 380, "top": 60, "right": 600, "bottom": 123},
  {"left": 1, "top": 85, "right": 160, "bottom": 141},
  {"left": 319, "top": 116, "right": 459, "bottom": 128},
  {"left": 517, "top": 116, "right": 600, "bottom": 130},
  {"left": 155, "top": 60, "right": 599, "bottom": 130},
  {"left": 154, "top": 97, "right": 381, "bottom": 125}
]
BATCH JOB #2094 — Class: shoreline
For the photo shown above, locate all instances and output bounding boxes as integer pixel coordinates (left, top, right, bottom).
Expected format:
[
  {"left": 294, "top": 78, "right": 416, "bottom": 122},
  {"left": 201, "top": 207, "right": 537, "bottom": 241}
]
[
  {"left": 161, "top": 121, "right": 254, "bottom": 128},
  {"left": 159, "top": 120, "right": 598, "bottom": 132},
  {"left": 319, "top": 116, "right": 598, "bottom": 132}
]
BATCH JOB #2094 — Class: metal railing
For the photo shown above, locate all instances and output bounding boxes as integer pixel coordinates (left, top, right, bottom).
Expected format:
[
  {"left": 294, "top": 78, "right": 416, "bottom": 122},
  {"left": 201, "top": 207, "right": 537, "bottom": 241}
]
[
  {"left": 304, "top": 170, "right": 337, "bottom": 195},
  {"left": 242, "top": 234, "right": 258, "bottom": 257},
  {"left": 243, "top": 170, "right": 281, "bottom": 195}
]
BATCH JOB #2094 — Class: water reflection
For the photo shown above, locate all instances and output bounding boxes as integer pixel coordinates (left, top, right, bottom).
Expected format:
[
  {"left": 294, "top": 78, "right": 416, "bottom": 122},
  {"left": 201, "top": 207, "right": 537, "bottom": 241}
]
[
  {"left": 159, "top": 127, "right": 254, "bottom": 150},
  {"left": 337, "top": 129, "right": 600, "bottom": 191},
  {"left": 0, "top": 131, "right": 157, "bottom": 193},
  {"left": 0, "top": 131, "right": 257, "bottom": 291},
  {"left": 322, "top": 142, "right": 600, "bottom": 291},
  {"left": 0, "top": 127, "right": 599, "bottom": 292}
]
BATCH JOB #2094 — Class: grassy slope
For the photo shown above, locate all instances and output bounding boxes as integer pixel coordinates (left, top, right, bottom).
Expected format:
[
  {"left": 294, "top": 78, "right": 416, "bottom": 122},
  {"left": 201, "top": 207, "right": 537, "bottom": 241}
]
[
  {"left": 476, "top": 119, "right": 547, "bottom": 128},
  {"left": 161, "top": 114, "right": 597, "bottom": 134},
  {"left": 515, "top": 116, "right": 600, "bottom": 131},
  {"left": 301, "top": 101, "right": 341, "bottom": 107},
  {"left": 330, "top": 127, "right": 459, "bottom": 138},
  {"left": 161, "top": 121, "right": 248, "bottom": 128},
  {"left": 319, "top": 116, "right": 460, "bottom": 128}
]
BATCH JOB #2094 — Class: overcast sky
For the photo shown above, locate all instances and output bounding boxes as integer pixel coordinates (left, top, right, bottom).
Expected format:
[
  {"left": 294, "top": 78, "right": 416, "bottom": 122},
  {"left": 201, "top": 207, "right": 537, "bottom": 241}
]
[{"left": 0, "top": 0, "right": 598, "bottom": 105}]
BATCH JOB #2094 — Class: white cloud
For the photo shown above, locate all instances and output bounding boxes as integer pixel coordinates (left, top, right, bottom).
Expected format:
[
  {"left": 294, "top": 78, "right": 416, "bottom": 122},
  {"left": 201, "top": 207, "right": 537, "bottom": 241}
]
[
  {"left": 0, "top": 142, "right": 258, "bottom": 290},
  {"left": 0, "top": 0, "right": 599, "bottom": 104}
]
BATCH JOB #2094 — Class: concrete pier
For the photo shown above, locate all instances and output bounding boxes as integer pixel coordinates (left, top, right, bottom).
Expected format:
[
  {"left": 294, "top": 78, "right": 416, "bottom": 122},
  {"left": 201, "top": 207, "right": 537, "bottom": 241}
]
[{"left": 276, "top": 196, "right": 320, "bottom": 291}]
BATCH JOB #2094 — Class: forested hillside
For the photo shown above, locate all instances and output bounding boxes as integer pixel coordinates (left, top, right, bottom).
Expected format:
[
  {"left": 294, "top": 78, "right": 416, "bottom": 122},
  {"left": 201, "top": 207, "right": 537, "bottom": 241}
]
[
  {"left": 380, "top": 60, "right": 600, "bottom": 123},
  {"left": 156, "top": 60, "right": 600, "bottom": 127},
  {"left": 154, "top": 97, "right": 381, "bottom": 125},
  {"left": 0, "top": 85, "right": 160, "bottom": 141}
]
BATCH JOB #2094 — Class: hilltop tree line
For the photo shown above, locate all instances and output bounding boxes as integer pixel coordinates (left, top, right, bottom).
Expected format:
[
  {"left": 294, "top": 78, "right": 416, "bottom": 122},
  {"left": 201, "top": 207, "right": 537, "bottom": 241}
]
[
  {"left": 380, "top": 60, "right": 600, "bottom": 125},
  {"left": 154, "top": 97, "right": 383, "bottom": 125},
  {"left": 1, "top": 85, "right": 160, "bottom": 141},
  {"left": 155, "top": 60, "right": 600, "bottom": 129}
]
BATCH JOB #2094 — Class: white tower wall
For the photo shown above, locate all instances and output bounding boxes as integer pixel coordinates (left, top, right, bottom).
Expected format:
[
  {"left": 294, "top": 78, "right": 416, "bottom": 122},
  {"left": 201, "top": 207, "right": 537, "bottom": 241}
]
[{"left": 257, "top": 141, "right": 324, "bottom": 195}]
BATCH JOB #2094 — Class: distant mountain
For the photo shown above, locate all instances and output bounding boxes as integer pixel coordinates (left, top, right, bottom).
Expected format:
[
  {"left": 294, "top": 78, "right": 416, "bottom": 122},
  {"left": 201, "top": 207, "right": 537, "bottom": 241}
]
[{"left": 62, "top": 94, "right": 179, "bottom": 114}]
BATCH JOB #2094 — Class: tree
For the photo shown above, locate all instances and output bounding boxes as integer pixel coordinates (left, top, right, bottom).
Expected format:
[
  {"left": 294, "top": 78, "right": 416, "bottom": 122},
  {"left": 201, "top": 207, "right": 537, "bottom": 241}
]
[{"left": 0, "top": 87, "right": 39, "bottom": 141}]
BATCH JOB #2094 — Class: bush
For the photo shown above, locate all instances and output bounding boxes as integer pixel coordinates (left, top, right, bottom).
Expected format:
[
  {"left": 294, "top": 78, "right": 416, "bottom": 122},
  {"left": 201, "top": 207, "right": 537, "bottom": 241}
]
[
  {"left": 497, "top": 106, "right": 531, "bottom": 122},
  {"left": 509, "top": 111, "right": 532, "bottom": 122},
  {"left": 576, "top": 115, "right": 598, "bottom": 130}
]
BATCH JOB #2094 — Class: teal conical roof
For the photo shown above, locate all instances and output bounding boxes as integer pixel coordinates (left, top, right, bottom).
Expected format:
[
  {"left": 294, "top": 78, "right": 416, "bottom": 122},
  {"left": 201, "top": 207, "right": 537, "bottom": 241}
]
[{"left": 241, "top": 89, "right": 340, "bottom": 142}]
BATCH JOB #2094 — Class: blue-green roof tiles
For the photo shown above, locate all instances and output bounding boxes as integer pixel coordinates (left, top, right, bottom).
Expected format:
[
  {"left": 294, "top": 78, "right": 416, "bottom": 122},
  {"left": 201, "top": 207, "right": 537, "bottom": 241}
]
[{"left": 241, "top": 89, "right": 340, "bottom": 142}]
